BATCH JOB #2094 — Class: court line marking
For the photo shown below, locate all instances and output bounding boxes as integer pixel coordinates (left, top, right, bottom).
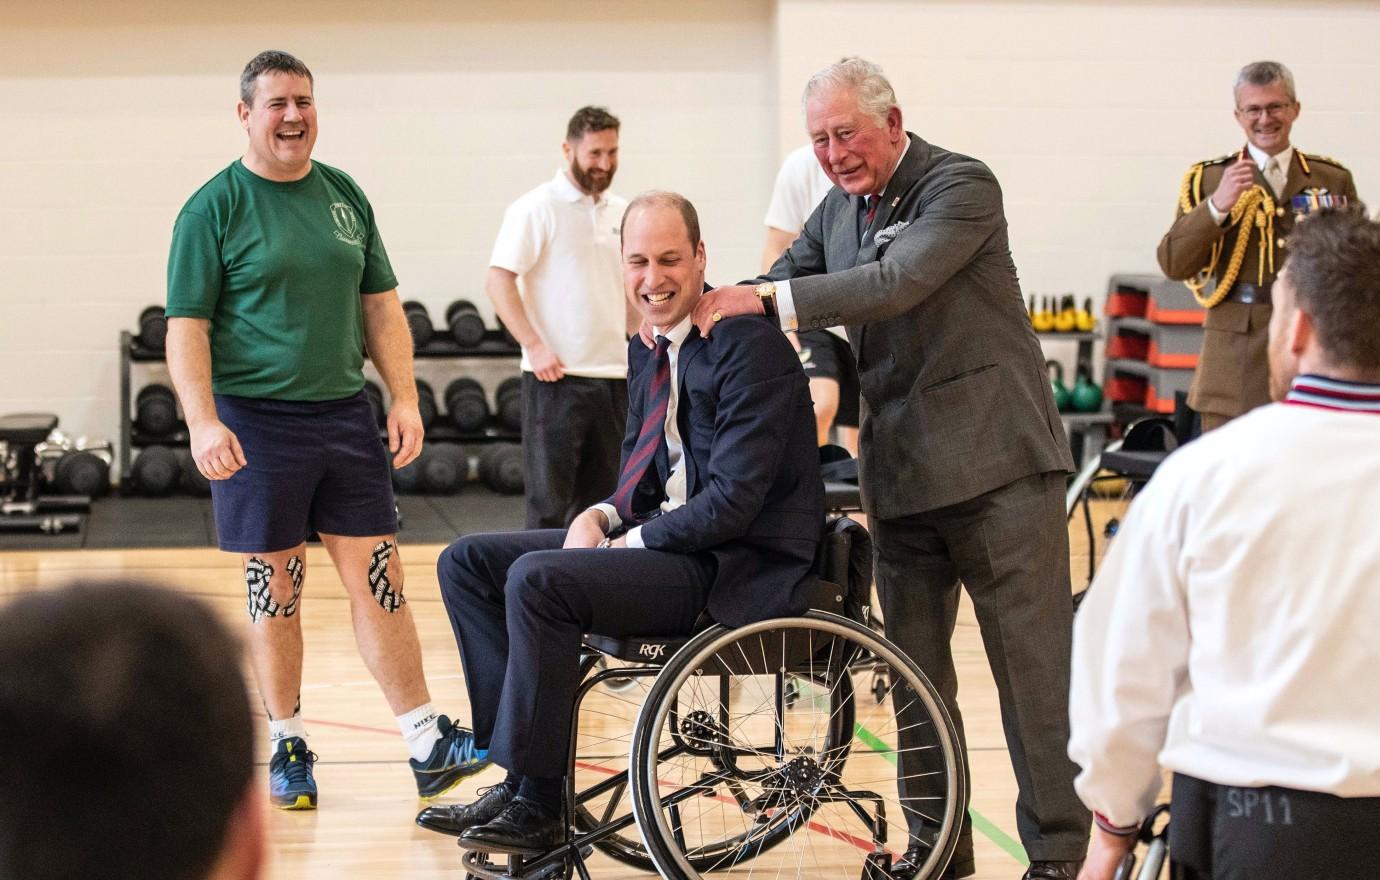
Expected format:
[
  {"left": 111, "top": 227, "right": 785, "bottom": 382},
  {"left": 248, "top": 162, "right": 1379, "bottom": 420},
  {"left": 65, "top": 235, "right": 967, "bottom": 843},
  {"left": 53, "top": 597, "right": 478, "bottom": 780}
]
[
  {"left": 852, "top": 721, "right": 1029, "bottom": 865},
  {"left": 267, "top": 711, "right": 1032, "bottom": 866}
]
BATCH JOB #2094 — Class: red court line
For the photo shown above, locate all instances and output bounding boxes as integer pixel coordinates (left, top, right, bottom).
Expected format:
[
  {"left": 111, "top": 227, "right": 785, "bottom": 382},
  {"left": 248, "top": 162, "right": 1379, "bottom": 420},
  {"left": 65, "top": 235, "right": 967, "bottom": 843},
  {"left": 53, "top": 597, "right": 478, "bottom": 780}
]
[
  {"left": 268, "top": 724, "right": 892, "bottom": 856},
  {"left": 575, "top": 759, "right": 890, "bottom": 857}
]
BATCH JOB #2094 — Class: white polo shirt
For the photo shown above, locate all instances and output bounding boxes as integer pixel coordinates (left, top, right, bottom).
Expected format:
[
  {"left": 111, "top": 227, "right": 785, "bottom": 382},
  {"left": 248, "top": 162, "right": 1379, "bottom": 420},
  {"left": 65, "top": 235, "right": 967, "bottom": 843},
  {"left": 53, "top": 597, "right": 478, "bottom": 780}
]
[{"left": 490, "top": 170, "right": 628, "bottom": 379}]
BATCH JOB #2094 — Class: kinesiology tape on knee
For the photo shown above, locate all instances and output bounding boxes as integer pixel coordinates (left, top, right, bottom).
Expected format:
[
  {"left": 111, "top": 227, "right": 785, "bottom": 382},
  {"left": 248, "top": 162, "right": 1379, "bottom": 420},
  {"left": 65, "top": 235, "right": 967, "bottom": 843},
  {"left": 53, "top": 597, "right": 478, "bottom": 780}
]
[
  {"left": 246, "top": 554, "right": 304, "bottom": 622},
  {"left": 368, "top": 541, "right": 405, "bottom": 612}
]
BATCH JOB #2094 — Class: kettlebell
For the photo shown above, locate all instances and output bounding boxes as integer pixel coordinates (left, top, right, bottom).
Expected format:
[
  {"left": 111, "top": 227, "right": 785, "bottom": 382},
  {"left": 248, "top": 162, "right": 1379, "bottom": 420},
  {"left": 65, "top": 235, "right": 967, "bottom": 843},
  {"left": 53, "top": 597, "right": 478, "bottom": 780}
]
[
  {"left": 1047, "top": 360, "right": 1071, "bottom": 411},
  {"left": 1032, "top": 296, "right": 1056, "bottom": 332},
  {"left": 1071, "top": 364, "right": 1103, "bottom": 413},
  {"left": 1075, "top": 296, "right": 1096, "bottom": 333},
  {"left": 1053, "top": 294, "right": 1077, "bottom": 333}
]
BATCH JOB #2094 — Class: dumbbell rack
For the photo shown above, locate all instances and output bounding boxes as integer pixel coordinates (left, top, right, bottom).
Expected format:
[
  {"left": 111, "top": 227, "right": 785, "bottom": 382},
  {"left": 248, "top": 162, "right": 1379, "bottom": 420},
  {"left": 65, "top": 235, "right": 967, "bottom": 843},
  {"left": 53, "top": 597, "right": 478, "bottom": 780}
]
[
  {"left": 410, "top": 331, "right": 522, "bottom": 445},
  {"left": 117, "top": 328, "right": 524, "bottom": 487},
  {"left": 119, "top": 330, "right": 182, "bottom": 487}
]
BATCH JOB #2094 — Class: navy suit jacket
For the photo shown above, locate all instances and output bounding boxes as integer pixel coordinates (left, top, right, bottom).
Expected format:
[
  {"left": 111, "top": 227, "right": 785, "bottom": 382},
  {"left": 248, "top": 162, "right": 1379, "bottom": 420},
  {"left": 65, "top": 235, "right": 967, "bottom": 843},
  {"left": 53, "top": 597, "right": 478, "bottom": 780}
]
[{"left": 603, "top": 314, "right": 824, "bottom": 628}]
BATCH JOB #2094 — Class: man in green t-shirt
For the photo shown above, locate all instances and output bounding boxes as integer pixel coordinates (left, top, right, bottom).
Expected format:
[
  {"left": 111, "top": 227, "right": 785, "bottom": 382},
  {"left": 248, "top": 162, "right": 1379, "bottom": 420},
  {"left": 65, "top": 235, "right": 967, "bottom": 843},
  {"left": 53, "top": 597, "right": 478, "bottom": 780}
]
[{"left": 165, "top": 50, "right": 487, "bottom": 812}]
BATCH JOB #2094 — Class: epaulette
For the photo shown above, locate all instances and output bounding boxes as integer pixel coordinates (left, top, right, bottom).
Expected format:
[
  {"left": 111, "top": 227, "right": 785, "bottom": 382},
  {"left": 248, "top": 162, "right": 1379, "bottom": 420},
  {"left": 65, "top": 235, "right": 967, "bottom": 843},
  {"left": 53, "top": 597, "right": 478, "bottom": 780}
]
[
  {"left": 1199, "top": 153, "right": 1234, "bottom": 168},
  {"left": 1299, "top": 151, "right": 1348, "bottom": 172}
]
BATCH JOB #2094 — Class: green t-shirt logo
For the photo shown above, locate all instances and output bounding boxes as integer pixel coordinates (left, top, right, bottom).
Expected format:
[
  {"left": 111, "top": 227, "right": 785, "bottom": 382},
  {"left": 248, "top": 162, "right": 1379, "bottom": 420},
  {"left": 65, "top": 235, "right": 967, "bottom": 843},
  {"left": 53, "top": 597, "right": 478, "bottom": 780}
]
[{"left": 331, "top": 202, "right": 365, "bottom": 247}]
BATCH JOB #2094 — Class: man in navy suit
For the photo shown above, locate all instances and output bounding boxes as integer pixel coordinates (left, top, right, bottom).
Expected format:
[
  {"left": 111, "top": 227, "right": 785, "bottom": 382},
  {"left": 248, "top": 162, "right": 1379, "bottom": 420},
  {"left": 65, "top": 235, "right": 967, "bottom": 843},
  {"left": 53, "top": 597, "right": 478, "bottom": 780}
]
[{"left": 417, "top": 191, "right": 824, "bottom": 852}]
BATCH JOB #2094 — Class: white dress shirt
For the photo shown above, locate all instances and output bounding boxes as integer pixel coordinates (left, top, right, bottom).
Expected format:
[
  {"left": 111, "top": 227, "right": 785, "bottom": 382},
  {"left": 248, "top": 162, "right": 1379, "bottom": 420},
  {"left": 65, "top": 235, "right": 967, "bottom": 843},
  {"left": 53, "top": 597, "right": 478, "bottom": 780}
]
[
  {"left": 590, "top": 315, "right": 694, "bottom": 547},
  {"left": 1068, "top": 377, "right": 1380, "bottom": 827}
]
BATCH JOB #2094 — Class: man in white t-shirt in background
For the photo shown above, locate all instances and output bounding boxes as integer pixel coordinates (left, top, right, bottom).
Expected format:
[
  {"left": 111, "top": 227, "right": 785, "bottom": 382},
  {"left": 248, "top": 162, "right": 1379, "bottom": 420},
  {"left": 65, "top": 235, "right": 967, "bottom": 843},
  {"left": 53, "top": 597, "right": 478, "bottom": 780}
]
[
  {"left": 486, "top": 107, "right": 633, "bottom": 528},
  {"left": 762, "top": 144, "right": 860, "bottom": 455}
]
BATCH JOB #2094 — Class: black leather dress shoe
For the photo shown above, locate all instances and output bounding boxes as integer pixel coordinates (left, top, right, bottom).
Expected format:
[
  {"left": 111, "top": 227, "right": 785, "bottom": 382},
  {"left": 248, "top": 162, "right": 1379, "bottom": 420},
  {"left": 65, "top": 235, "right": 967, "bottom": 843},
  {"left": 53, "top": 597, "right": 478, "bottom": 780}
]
[
  {"left": 1022, "top": 861, "right": 1082, "bottom": 880},
  {"left": 415, "top": 781, "right": 516, "bottom": 836},
  {"left": 459, "top": 797, "right": 565, "bottom": 855},
  {"left": 892, "top": 843, "right": 976, "bottom": 879}
]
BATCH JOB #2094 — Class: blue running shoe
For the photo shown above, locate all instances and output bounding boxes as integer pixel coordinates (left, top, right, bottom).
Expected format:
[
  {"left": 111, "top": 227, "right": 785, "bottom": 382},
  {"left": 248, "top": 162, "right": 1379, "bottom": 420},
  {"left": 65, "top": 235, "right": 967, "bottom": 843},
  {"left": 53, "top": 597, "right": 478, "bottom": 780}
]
[
  {"left": 269, "top": 736, "right": 318, "bottom": 810},
  {"left": 411, "top": 714, "right": 490, "bottom": 799}
]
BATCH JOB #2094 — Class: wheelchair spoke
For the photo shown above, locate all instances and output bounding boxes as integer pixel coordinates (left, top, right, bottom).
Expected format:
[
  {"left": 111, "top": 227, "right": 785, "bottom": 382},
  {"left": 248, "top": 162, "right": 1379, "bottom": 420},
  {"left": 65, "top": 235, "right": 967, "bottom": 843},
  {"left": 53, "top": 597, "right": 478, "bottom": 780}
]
[{"left": 629, "top": 615, "right": 966, "bottom": 880}]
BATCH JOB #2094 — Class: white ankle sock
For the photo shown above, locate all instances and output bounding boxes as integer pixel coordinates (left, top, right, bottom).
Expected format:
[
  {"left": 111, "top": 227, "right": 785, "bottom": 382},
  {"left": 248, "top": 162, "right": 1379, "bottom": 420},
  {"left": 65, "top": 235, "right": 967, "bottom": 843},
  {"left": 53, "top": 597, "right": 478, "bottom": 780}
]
[
  {"left": 269, "top": 713, "right": 307, "bottom": 747},
  {"left": 397, "top": 703, "right": 441, "bottom": 762}
]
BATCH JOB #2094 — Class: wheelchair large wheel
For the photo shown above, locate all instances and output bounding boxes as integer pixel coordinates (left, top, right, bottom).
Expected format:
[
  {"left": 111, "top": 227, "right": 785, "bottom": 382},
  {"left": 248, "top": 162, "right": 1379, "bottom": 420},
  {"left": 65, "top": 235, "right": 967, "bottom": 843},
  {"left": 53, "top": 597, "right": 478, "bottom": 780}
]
[
  {"left": 630, "top": 612, "right": 966, "bottom": 880},
  {"left": 570, "top": 656, "right": 660, "bottom": 871},
  {"left": 1067, "top": 463, "right": 1143, "bottom": 603},
  {"left": 569, "top": 651, "right": 851, "bottom": 873}
]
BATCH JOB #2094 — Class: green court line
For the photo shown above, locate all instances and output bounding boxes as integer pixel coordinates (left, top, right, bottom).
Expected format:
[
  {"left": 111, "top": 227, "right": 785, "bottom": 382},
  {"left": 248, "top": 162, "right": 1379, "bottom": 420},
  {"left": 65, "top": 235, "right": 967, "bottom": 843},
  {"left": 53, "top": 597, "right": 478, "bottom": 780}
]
[{"left": 852, "top": 721, "right": 1030, "bottom": 866}]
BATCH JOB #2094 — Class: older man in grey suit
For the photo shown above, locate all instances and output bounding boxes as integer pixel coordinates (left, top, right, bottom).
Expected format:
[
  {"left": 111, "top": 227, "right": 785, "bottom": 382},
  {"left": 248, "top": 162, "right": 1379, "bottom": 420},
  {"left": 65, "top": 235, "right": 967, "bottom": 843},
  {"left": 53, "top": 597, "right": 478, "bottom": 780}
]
[{"left": 695, "top": 58, "right": 1088, "bottom": 880}]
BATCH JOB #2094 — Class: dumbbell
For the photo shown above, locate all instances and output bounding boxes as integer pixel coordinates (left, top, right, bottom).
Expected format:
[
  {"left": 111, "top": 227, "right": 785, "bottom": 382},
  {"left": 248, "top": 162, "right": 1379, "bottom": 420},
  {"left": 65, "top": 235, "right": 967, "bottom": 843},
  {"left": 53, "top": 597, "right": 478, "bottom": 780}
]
[
  {"left": 52, "top": 450, "right": 111, "bottom": 497},
  {"left": 363, "top": 380, "right": 386, "bottom": 427},
  {"left": 444, "top": 377, "right": 490, "bottom": 432},
  {"left": 422, "top": 444, "right": 468, "bottom": 495},
  {"left": 177, "top": 449, "right": 211, "bottom": 497},
  {"left": 402, "top": 301, "right": 433, "bottom": 350},
  {"left": 496, "top": 376, "right": 523, "bottom": 432},
  {"left": 445, "top": 300, "right": 487, "bottom": 349},
  {"left": 392, "top": 450, "right": 427, "bottom": 495},
  {"left": 131, "top": 446, "right": 180, "bottom": 496},
  {"left": 478, "top": 443, "right": 524, "bottom": 495},
  {"left": 136, "top": 384, "right": 179, "bottom": 436},
  {"left": 137, "top": 305, "right": 167, "bottom": 351},
  {"left": 415, "top": 379, "right": 438, "bottom": 429}
]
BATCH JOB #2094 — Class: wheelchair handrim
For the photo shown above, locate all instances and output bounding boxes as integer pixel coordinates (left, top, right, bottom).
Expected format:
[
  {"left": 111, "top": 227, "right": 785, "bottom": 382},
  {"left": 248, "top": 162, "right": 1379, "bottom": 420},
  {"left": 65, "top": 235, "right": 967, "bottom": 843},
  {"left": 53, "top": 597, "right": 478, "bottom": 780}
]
[{"left": 629, "top": 611, "right": 967, "bottom": 880}]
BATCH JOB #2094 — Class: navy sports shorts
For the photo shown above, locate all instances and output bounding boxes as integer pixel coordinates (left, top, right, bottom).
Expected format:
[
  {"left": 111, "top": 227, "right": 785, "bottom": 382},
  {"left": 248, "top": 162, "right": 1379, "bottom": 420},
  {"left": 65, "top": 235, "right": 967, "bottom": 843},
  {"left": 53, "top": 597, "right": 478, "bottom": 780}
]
[
  {"left": 797, "top": 330, "right": 861, "bottom": 427},
  {"left": 210, "top": 390, "right": 398, "bottom": 553}
]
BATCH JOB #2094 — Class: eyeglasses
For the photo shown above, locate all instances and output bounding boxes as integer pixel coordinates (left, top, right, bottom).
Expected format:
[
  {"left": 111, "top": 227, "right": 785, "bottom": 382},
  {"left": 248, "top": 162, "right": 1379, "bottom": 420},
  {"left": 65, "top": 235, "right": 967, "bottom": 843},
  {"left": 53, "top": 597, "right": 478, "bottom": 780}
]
[{"left": 1237, "top": 102, "right": 1295, "bottom": 120}]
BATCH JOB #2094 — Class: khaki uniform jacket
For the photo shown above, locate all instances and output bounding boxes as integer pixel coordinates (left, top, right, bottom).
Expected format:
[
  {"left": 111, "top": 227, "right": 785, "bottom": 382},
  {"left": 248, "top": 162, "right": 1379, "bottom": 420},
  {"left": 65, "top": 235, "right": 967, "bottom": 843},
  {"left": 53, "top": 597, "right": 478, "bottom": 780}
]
[{"left": 1157, "top": 148, "right": 1357, "bottom": 419}]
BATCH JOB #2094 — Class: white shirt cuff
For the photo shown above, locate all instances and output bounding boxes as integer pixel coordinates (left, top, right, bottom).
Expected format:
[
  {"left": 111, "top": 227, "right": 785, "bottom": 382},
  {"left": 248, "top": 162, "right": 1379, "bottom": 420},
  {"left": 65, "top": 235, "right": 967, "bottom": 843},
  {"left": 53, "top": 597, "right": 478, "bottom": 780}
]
[
  {"left": 775, "top": 279, "right": 799, "bottom": 331},
  {"left": 589, "top": 503, "right": 620, "bottom": 534},
  {"left": 1207, "top": 199, "right": 1227, "bottom": 225},
  {"left": 625, "top": 525, "right": 645, "bottom": 548}
]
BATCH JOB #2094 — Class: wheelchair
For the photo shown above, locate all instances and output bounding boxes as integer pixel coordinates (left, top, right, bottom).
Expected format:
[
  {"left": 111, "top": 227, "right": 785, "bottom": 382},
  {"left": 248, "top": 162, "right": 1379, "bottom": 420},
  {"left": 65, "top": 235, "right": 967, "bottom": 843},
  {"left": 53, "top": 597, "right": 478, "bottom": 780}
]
[
  {"left": 1112, "top": 805, "right": 1170, "bottom": 880},
  {"left": 459, "top": 517, "right": 968, "bottom": 880},
  {"left": 1066, "top": 396, "right": 1198, "bottom": 603}
]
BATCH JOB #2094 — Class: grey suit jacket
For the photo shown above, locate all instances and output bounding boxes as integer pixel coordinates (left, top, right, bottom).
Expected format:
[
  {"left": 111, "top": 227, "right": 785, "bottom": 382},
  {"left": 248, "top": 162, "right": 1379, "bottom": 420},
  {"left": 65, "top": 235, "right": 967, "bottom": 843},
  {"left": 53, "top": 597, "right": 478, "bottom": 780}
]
[{"left": 766, "top": 133, "right": 1072, "bottom": 518}]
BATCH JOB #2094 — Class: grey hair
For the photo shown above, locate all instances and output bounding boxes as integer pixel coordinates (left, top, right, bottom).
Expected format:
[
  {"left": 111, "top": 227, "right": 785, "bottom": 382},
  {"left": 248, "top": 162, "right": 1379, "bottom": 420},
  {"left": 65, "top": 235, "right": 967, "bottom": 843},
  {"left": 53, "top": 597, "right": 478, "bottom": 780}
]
[
  {"left": 1235, "top": 60, "right": 1296, "bottom": 103},
  {"left": 801, "top": 57, "right": 898, "bottom": 125}
]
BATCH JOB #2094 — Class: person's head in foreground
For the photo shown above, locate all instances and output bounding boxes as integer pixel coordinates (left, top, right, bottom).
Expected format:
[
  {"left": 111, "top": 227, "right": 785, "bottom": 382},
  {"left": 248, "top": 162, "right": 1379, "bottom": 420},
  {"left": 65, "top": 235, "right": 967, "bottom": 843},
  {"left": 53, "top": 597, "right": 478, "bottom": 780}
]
[
  {"left": 621, "top": 190, "right": 707, "bottom": 330},
  {"left": 0, "top": 582, "right": 262, "bottom": 880},
  {"left": 1267, "top": 207, "right": 1380, "bottom": 398}
]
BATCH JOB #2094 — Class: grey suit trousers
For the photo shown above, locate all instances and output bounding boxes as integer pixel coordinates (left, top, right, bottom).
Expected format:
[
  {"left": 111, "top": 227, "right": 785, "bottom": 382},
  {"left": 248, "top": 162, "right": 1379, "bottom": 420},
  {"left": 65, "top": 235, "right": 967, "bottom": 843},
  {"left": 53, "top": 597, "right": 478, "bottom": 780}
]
[{"left": 874, "top": 471, "right": 1089, "bottom": 863}]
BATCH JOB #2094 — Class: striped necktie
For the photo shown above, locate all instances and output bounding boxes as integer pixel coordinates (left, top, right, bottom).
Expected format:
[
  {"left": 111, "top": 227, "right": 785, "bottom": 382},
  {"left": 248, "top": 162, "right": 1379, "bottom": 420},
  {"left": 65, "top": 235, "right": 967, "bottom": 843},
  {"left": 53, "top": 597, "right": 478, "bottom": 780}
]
[{"left": 611, "top": 335, "right": 672, "bottom": 523}]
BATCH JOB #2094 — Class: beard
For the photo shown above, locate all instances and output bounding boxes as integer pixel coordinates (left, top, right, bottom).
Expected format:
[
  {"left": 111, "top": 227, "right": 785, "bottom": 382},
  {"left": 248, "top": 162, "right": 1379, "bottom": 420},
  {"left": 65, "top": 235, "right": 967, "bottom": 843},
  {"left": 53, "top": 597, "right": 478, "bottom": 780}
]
[{"left": 570, "top": 157, "right": 614, "bottom": 196}]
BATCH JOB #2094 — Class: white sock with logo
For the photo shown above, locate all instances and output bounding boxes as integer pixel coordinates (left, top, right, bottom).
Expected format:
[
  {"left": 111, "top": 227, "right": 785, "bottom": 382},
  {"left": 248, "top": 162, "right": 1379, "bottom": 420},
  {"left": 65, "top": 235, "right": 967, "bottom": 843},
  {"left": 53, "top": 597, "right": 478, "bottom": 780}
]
[
  {"left": 269, "top": 714, "right": 308, "bottom": 748},
  {"left": 397, "top": 703, "right": 442, "bottom": 763}
]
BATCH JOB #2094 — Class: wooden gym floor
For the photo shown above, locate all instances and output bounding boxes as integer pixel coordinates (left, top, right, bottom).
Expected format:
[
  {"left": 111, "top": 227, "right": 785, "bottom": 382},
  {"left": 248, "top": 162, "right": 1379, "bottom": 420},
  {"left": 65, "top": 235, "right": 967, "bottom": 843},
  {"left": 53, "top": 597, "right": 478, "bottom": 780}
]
[{"left": 0, "top": 513, "right": 1128, "bottom": 880}]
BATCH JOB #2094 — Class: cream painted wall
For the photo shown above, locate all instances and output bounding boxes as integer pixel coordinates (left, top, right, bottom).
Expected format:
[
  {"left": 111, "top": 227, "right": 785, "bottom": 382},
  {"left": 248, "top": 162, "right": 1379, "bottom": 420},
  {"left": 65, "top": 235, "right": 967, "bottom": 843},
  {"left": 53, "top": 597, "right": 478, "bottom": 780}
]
[
  {"left": 773, "top": 0, "right": 1380, "bottom": 309},
  {"left": 5, "top": 0, "right": 1380, "bottom": 453},
  {"left": 0, "top": 0, "right": 776, "bottom": 452}
]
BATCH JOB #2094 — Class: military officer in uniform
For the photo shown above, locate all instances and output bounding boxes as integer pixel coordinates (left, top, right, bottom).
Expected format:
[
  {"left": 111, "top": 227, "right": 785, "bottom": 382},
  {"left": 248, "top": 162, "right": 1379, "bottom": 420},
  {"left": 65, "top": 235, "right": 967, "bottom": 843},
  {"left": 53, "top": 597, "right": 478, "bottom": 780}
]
[{"left": 1157, "top": 60, "right": 1358, "bottom": 431}]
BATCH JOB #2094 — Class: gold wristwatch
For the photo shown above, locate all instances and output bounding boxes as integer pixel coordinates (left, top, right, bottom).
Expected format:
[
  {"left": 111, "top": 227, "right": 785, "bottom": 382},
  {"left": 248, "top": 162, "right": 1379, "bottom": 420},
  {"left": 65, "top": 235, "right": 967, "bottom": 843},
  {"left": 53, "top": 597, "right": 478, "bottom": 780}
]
[{"left": 755, "top": 282, "right": 778, "bottom": 318}]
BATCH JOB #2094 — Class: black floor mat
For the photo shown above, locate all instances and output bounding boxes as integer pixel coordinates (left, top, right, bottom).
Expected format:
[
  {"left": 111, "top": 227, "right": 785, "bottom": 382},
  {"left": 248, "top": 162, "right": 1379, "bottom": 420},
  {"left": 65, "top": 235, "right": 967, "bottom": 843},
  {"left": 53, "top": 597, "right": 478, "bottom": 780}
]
[{"left": 0, "top": 488, "right": 526, "bottom": 551}]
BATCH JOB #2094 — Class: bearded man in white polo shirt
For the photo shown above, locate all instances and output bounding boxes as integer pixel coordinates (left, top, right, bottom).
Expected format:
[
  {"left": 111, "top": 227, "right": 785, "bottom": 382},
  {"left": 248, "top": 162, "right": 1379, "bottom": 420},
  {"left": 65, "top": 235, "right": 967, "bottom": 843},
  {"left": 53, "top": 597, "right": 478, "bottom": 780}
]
[
  {"left": 1069, "top": 208, "right": 1380, "bottom": 880},
  {"left": 486, "top": 107, "right": 633, "bottom": 528}
]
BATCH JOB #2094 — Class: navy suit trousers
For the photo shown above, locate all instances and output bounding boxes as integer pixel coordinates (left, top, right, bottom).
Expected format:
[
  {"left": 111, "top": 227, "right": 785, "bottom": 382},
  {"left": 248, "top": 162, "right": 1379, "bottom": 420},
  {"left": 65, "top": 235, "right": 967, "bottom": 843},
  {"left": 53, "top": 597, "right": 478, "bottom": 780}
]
[{"left": 437, "top": 529, "right": 714, "bottom": 778}]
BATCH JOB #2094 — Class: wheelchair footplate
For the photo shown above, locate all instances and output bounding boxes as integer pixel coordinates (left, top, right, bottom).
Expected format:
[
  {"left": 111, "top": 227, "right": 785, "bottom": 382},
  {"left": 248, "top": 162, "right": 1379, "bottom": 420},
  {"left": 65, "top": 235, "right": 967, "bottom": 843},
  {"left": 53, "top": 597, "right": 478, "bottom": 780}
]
[{"left": 460, "top": 843, "right": 595, "bottom": 880}]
